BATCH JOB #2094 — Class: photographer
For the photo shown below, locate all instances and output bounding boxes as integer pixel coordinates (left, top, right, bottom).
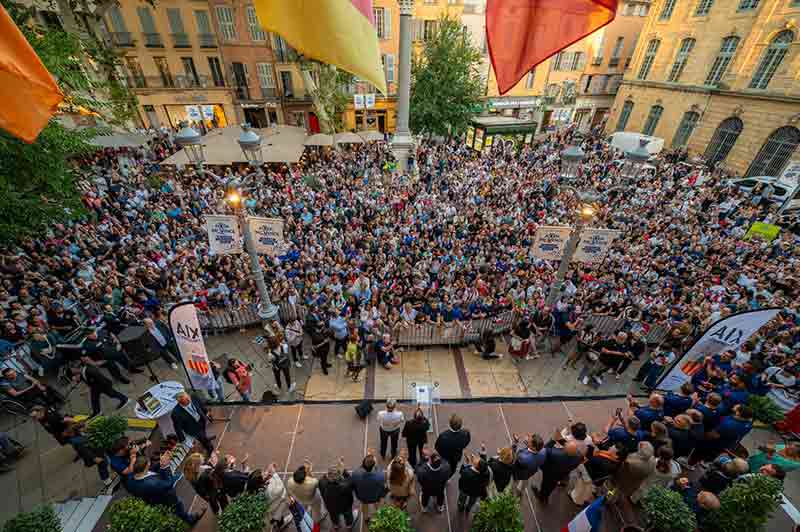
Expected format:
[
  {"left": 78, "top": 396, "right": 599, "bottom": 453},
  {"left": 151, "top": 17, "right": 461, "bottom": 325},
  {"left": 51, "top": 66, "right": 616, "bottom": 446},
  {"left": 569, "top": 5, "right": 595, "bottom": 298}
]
[
  {"left": 601, "top": 409, "right": 641, "bottom": 454},
  {"left": 109, "top": 436, "right": 151, "bottom": 486}
]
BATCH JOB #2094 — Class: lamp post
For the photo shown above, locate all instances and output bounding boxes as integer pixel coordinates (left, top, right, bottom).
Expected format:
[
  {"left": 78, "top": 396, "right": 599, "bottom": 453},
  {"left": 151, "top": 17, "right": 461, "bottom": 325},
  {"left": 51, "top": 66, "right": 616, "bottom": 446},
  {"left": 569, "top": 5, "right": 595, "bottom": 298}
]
[
  {"left": 175, "top": 122, "right": 278, "bottom": 322},
  {"left": 391, "top": 0, "right": 415, "bottom": 172}
]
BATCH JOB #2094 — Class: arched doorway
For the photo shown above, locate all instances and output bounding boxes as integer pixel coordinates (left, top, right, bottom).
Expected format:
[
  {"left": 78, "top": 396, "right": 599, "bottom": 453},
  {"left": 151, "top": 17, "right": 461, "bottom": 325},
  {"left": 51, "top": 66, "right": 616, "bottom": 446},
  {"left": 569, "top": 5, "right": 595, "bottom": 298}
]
[
  {"left": 746, "top": 126, "right": 800, "bottom": 177},
  {"left": 704, "top": 117, "right": 743, "bottom": 166}
]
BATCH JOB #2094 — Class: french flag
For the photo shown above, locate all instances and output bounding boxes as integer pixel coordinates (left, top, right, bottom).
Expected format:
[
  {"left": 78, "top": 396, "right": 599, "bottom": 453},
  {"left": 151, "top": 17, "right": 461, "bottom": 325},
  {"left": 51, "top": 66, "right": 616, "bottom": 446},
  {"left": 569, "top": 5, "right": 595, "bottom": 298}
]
[
  {"left": 289, "top": 498, "right": 320, "bottom": 532},
  {"left": 562, "top": 496, "right": 605, "bottom": 532}
]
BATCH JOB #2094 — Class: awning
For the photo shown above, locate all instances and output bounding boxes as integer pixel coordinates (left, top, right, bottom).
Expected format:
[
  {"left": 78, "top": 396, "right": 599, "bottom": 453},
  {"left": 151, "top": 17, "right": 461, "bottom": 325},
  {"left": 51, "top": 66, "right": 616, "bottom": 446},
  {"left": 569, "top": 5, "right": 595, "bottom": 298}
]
[
  {"left": 334, "top": 132, "right": 364, "bottom": 144},
  {"left": 304, "top": 133, "right": 334, "bottom": 146},
  {"left": 357, "top": 130, "right": 384, "bottom": 142}
]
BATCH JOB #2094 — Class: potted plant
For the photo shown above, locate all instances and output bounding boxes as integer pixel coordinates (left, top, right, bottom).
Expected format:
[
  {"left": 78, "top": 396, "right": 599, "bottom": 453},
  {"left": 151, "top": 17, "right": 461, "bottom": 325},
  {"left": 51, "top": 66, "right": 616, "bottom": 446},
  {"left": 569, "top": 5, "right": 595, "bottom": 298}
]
[
  {"left": 2, "top": 504, "right": 61, "bottom": 532},
  {"left": 218, "top": 492, "right": 270, "bottom": 532},
  {"left": 369, "top": 506, "right": 413, "bottom": 532},
  {"left": 747, "top": 395, "right": 785, "bottom": 427},
  {"left": 107, "top": 497, "right": 188, "bottom": 532},
  {"left": 713, "top": 474, "right": 782, "bottom": 532},
  {"left": 641, "top": 486, "right": 696, "bottom": 532},
  {"left": 85, "top": 414, "right": 127, "bottom": 452},
  {"left": 471, "top": 491, "right": 524, "bottom": 532}
]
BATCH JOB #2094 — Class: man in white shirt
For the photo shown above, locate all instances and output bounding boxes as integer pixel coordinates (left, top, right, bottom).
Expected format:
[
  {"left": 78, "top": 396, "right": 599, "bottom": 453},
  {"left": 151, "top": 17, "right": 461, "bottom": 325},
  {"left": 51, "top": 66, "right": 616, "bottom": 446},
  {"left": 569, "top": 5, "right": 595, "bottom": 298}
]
[{"left": 377, "top": 398, "right": 405, "bottom": 460}]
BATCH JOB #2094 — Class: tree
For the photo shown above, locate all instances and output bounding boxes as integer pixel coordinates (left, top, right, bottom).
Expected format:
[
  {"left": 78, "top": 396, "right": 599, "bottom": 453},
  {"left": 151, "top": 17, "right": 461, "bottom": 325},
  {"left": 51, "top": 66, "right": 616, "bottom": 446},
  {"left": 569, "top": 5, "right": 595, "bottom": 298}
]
[
  {"left": 297, "top": 58, "right": 354, "bottom": 134},
  {"left": 0, "top": 1, "right": 105, "bottom": 242},
  {"left": 410, "top": 15, "right": 484, "bottom": 137}
]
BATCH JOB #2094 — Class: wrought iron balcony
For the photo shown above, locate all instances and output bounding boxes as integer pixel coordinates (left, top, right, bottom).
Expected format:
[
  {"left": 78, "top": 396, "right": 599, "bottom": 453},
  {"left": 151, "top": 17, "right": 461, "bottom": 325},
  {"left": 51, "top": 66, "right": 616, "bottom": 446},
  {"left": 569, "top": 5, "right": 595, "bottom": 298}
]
[
  {"left": 110, "top": 32, "right": 134, "bottom": 47},
  {"left": 198, "top": 33, "right": 217, "bottom": 48},
  {"left": 143, "top": 32, "right": 164, "bottom": 47},
  {"left": 171, "top": 32, "right": 190, "bottom": 48}
]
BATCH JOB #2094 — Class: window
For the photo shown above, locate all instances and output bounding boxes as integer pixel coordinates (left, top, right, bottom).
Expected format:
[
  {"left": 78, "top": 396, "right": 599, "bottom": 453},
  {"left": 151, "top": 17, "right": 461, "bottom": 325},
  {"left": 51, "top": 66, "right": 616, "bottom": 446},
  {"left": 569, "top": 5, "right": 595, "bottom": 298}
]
[
  {"left": 167, "top": 9, "right": 189, "bottom": 47},
  {"left": 154, "top": 57, "right": 173, "bottom": 87},
  {"left": 659, "top": 0, "right": 677, "bottom": 20},
  {"left": 593, "top": 31, "right": 605, "bottom": 63},
  {"left": 125, "top": 57, "right": 145, "bottom": 87},
  {"left": 216, "top": 6, "right": 236, "bottom": 41},
  {"left": 108, "top": 6, "right": 128, "bottom": 34},
  {"left": 246, "top": 6, "right": 265, "bottom": 41},
  {"left": 622, "top": 3, "right": 633, "bottom": 15},
  {"left": 423, "top": 20, "right": 437, "bottom": 40},
  {"left": 280, "top": 71, "right": 294, "bottom": 97},
  {"left": 705, "top": 36, "right": 739, "bottom": 85},
  {"left": 695, "top": 0, "right": 713, "bottom": 16},
  {"left": 571, "top": 51, "right": 585, "bottom": 70},
  {"left": 552, "top": 52, "right": 565, "bottom": 71},
  {"left": 256, "top": 63, "right": 274, "bottom": 87},
  {"left": 746, "top": 126, "right": 800, "bottom": 176},
  {"left": 667, "top": 38, "right": 695, "bottom": 82},
  {"left": 672, "top": 111, "right": 699, "bottom": 147},
  {"left": 137, "top": 7, "right": 162, "bottom": 47},
  {"left": 610, "top": 37, "right": 624, "bottom": 66},
  {"left": 181, "top": 57, "right": 198, "bottom": 85},
  {"left": 638, "top": 39, "right": 660, "bottom": 80},
  {"left": 639, "top": 3, "right": 650, "bottom": 15},
  {"left": 704, "top": 117, "right": 743, "bottom": 165},
  {"left": 525, "top": 68, "right": 535, "bottom": 89},
  {"left": 738, "top": 0, "right": 759, "bottom": 10},
  {"left": 373, "top": 7, "right": 391, "bottom": 39},
  {"left": 749, "top": 30, "right": 793, "bottom": 89},
  {"left": 195, "top": 11, "right": 214, "bottom": 47},
  {"left": 642, "top": 105, "right": 663, "bottom": 136},
  {"left": 616, "top": 100, "right": 634, "bottom": 131},
  {"left": 382, "top": 53, "right": 395, "bottom": 84},
  {"left": 208, "top": 57, "right": 225, "bottom": 86}
]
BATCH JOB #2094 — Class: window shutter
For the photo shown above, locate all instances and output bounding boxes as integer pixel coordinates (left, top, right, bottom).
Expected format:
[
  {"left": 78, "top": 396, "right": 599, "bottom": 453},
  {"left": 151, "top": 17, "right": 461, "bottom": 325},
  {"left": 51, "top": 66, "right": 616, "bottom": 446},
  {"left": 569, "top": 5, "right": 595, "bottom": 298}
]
[
  {"left": 242, "top": 63, "right": 249, "bottom": 85},
  {"left": 384, "top": 8, "right": 391, "bottom": 39}
]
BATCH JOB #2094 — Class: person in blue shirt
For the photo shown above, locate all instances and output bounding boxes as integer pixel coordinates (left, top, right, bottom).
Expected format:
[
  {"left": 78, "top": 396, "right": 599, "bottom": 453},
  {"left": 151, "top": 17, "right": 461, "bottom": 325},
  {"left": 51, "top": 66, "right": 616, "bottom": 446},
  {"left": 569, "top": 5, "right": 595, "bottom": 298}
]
[
  {"left": 602, "top": 414, "right": 642, "bottom": 454},
  {"left": 712, "top": 351, "right": 735, "bottom": 376},
  {"left": 664, "top": 382, "right": 696, "bottom": 418},
  {"left": 630, "top": 394, "right": 665, "bottom": 432},
  {"left": 127, "top": 454, "right": 204, "bottom": 524},
  {"left": 718, "top": 374, "right": 750, "bottom": 414},
  {"left": 108, "top": 436, "right": 147, "bottom": 487},
  {"left": 715, "top": 404, "right": 754, "bottom": 452},
  {"left": 695, "top": 393, "right": 723, "bottom": 433},
  {"left": 329, "top": 313, "right": 349, "bottom": 358}
]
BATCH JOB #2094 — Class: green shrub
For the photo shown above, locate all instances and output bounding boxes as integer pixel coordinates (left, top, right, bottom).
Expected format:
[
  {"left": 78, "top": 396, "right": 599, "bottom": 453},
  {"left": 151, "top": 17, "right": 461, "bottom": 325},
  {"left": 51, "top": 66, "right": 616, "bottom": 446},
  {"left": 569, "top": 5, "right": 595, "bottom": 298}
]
[
  {"left": 107, "top": 497, "right": 188, "bottom": 532},
  {"left": 368, "top": 506, "right": 413, "bottom": 532},
  {"left": 85, "top": 415, "right": 127, "bottom": 451},
  {"left": 748, "top": 395, "right": 785, "bottom": 425},
  {"left": 2, "top": 504, "right": 61, "bottom": 532},
  {"left": 471, "top": 491, "right": 524, "bottom": 532},
  {"left": 218, "top": 492, "right": 270, "bottom": 532},
  {"left": 712, "top": 474, "right": 783, "bottom": 532},
  {"left": 642, "top": 486, "right": 697, "bottom": 532}
]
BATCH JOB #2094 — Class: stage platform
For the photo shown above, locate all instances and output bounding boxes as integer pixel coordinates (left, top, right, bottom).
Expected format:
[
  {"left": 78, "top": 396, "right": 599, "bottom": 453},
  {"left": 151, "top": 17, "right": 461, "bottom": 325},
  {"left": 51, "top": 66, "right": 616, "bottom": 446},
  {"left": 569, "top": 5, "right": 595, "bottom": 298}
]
[{"left": 185, "top": 398, "right": 639, "bottom": 532}]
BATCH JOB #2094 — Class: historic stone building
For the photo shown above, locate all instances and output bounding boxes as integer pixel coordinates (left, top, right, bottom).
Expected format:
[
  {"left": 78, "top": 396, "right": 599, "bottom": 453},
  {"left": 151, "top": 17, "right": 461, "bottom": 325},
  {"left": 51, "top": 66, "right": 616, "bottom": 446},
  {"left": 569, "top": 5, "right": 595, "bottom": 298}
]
[{"left": 607, "top": 0, "right": 800, "bottom": 177}]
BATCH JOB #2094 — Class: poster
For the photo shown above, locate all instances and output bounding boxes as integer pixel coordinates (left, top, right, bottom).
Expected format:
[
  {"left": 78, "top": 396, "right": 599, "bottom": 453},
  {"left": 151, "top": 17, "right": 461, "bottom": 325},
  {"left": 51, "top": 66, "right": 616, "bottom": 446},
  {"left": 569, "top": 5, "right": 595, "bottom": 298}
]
[
  {"left": 201, "top": 105, "right": 215, "bottom": 120},
  {"left": 656, "top": 308, "right": 781, "bottom": 391},
  {"left": 483, "top": 134, "right": 494, "bottom": 153},
  {"left": 573, "top": 228, "right": 621, "bottom": 263},
  {"left": 532, "top": 225, "right": 573, "bottom": 261},
  {"left": 185, "top": 105, "right": 202, "bottom": 121},
  {"left": 474, "top": 128, "right": 484, "bottom": 151},
  {"left": 465, "top": 126, "right": 475, "bottom": 148},
  {"left": 205, "top": 215, "right": 242, "bottom": 255},
  {"left": 354, "top": 94, "right": 364, "bottom": 109},
  {"left": 365, "top": 93, "right": 375, "bottom": 108},
  {"left": 744, "top": 221, "right": 780, "bottom": 242},
  {"left": 247, "top": 216, "right": 284, "bottom": 256},
  {"left": 168, "top": 303, "right": 214, "bottom": 391}
]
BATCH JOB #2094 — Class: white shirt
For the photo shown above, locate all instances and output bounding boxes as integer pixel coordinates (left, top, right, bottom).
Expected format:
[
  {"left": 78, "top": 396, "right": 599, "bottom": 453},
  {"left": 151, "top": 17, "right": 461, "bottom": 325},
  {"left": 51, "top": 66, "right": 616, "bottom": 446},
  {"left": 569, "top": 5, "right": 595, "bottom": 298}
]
[{"left": 377, "top": 409, "right": 405, "bottom": 432}]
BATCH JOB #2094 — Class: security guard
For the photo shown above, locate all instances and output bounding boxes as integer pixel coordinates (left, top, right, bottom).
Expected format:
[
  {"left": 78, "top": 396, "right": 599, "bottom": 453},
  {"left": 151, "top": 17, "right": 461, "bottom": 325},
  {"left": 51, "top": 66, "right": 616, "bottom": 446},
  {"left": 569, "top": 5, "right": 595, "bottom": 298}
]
[{"left": 80, "top": 329, "right": 141, "bottom": 384}]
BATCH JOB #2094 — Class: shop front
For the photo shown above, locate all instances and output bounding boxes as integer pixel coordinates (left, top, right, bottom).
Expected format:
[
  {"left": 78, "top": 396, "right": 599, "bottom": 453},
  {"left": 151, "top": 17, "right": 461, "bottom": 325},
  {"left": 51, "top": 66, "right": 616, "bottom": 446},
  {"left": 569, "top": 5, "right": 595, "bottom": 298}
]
[
  {"left": 241, "top": 102, "right": 281, "bottom": 128},
  {"left": 344, "top": 96, "right": 397, "bottom": 133},
  {"left": 466, "top": 116, "right": 538, "bottom": 154},
  {"left": 134, "top": 89, "right": 236, "bottom": 130}
]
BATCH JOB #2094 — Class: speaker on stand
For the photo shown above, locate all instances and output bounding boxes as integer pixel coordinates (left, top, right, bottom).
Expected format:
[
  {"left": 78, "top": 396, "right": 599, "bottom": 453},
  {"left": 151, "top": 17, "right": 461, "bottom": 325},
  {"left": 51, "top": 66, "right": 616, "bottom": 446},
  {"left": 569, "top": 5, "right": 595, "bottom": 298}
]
[{"left": 117, "top": 326, "right": 162, "bottom": 384}]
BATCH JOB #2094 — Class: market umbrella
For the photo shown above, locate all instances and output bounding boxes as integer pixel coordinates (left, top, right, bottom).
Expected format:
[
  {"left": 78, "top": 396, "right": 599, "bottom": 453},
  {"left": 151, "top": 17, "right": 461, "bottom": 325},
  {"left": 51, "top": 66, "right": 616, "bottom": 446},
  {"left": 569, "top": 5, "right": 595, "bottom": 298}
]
[
  {"left": 303, "top": 133, "right": 333, "bottom": 147},
  {"left": 357, "top": 130, "right": 384, "bottom": 142},
  {"left": 333, "top": 131, "right": 364, "bottom": 144}
]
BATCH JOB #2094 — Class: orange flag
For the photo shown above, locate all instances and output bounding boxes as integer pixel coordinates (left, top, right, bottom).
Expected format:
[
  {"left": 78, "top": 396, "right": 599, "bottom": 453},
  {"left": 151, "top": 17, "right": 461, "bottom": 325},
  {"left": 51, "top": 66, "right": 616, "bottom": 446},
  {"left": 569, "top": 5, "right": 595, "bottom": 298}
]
[
  {"left": 487, "top": 0, "right": 616, "bottom": 95},
  {"left": 0, "top": 4, "right": 64, "bottom": 143}
]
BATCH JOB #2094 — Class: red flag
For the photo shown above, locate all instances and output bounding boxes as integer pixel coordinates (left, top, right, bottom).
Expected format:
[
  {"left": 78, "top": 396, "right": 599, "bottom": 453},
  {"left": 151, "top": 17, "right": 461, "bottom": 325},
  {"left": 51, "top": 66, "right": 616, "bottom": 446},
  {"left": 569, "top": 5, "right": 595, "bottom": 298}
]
[{"left": 486, "top": 0, "right": 617, "bottom": 95}]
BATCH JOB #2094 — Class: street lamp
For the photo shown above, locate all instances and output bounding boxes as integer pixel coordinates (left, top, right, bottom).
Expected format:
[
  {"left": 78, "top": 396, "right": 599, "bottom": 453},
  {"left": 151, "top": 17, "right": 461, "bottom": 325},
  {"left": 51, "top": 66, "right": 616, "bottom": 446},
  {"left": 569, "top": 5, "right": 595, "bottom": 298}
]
[
  {"left": 621, "top": 138, "right": 651, "bottom": 181},
  {"left": 175, "top": 122, "right": 205, "bottom": 165},
  {"left": 175, "top": 123, "right": 279, "bottom": 323},
  {"left": 560, "top": 145, "right": 585, "bottom": 181},
  {"left": 237, "top": 124, "right": 263, "bottom": 165}
]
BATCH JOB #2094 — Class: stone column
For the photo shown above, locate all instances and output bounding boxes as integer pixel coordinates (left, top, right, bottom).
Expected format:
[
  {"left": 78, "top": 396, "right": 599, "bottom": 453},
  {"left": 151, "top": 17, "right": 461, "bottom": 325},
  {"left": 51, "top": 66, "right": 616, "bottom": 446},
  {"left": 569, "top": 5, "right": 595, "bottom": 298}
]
[{"left": 391, "top": 0, "right": 415, "bottom": 172}]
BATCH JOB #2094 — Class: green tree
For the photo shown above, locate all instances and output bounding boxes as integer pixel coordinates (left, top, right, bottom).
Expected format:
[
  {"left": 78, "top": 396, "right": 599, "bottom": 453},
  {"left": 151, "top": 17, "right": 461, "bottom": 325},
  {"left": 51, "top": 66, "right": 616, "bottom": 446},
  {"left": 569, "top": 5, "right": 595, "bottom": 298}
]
[
  {"left": 0, "top": 1, "right": 110, "bottom": 242},
  {"left": 410, "top": 15, "right": 484, "bottom": 137}
]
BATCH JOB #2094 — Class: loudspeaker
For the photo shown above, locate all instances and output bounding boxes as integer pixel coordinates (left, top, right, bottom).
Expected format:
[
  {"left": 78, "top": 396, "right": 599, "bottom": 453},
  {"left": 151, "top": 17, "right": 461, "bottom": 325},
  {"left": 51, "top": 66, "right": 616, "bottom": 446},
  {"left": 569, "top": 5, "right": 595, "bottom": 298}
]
[
  {"left": 355, "top": 399, "right": 373, "bottom": 419},
  {"left": 118, "top": 326, "right": 161, "bottom": 367}
]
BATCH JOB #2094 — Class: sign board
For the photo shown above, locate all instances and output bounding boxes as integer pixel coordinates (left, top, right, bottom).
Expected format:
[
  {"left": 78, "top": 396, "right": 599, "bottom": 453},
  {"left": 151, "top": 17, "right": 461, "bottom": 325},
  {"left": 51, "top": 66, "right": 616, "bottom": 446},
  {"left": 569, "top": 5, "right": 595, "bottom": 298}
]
[
  {"left": 465, "top": 126, "right": 475, "bottom": 148},
  {"left": 205, "top": 215, "right": 242, "bottom": 255},
  {"left": 744, "top": 221, "right": 780, "bottom": 242},
  {"left": 413, "top": 382, "right": 441, "bottom": 432},
  {"left": 573, "top": 228, "right": 621, "bottom": 263},
  {"left": 247, "top": 216, "right": 284, "bottom": 256},
  {"left": 483, "top": 134, "right": 493, "bottom": 153},
  {"left": 168, "top": 303, "right": 214, "bottom": 391},
  {"left": 532, "top": 225, "right": 572, "bottom": 261},
  {"left": 201, "top": 105, "right": 215, "bottom": 119},
  {"left": 778, "top": 160, "right": 800, "bottom": 190},
  {"left": 365, "top": 93, "right": 376, "bottom": 108},
  {"left": 474, "top": 128, "right": 485, "bottom": 151},
  {"left": 354, "top": 94, "right": 364, "bottom": 109},
  {"left": 185, "top": 105, "right": 202, "bottom": 121}
]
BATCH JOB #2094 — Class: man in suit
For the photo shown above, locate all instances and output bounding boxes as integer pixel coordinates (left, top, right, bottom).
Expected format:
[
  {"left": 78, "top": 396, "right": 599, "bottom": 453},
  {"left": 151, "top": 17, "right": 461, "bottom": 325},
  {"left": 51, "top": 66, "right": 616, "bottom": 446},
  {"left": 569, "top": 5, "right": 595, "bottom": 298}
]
[
  {"left": 434, "top": 414, "right": 471, "bottom": 478},
  {"left": 171, "top": 391, "right": 215, "bottom": 454},
  {"left": 72, "top": 362, "right": 129, "bottom": 417},
  {"left": 533, "top": 440, "right": 583, "bottom": 503},
  {"left": 127, "top": 453, "right": 204, "bottom": 525},
  {"left": 143, "top": 317, "right": 179, "bottom": 369}
]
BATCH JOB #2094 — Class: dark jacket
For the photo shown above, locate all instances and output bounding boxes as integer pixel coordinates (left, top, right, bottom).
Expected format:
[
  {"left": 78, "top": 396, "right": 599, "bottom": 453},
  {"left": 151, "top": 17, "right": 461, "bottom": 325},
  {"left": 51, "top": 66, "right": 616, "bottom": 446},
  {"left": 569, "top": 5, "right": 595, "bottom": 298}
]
[
  {"left": 351, "top": 467, "right": 387, "bottom": 504},
  {"left": 171, "top": 397, "right": 209, "bottom": 441},
  {"left": 458, "top": 463, "right": 491, "bottom": 497},
  {"left": 435, "top": 429, "right": 471, "bottom": 463},
  {"left": 82, "top": 365, "right": 114, "bottom": 390},
  {"left": 487, "top": 457, "right": 514, "bottom": 493},
  {"left": 402, "top": 417, "right": 430, "bottom": 445},
  {"left": 222, "top": 469, "right": 250, "bottom": 498},
  {"left": 127, "top": 466, "right": 181, "bottom": 507},
  {"left": 415, "top": 458, "right": 451, "bottom": 494},
  {"left": 540, "top": 447, "right": 582, "bottom": 481},
  {"left": 318, "top": 472, "right": 355, "bottom": 514}
]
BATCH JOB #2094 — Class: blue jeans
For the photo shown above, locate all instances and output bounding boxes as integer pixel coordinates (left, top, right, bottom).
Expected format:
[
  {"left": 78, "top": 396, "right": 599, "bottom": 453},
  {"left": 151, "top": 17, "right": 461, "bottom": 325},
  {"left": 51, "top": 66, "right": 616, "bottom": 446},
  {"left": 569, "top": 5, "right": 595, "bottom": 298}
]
[{"left": 207, "top": 377, "right": 225, "bottom": 401}]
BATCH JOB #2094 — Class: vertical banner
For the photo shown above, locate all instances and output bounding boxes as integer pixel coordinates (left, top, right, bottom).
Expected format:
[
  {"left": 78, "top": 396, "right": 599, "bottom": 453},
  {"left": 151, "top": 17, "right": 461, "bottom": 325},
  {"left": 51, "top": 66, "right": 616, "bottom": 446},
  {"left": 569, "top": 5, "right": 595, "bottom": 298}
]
[
  {"left": 168, "top": 303, "right": 214, "bottom": 391},
  {"left": 247, "top": 216, "right": 284, "bottom": 256},
  {"left": 573, "top": 228, "right": 621, "bottom": 263},
  {"left": 656, "top": 308, "right": 781, "bottom": 391},
  {"left": 532, "top": 225, "right": 573, "bottom": 261},
  {"left": 205, "top": 215, "right": 242, "bottom": 255}
]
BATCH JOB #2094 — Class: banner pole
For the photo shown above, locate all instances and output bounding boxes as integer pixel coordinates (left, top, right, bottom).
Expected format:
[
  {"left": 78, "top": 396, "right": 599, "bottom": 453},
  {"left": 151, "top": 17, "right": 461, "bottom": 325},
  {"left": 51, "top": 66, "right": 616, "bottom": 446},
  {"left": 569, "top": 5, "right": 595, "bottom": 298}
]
[{"left": 168, "top": 301, "right": 199, "bottom": 392}]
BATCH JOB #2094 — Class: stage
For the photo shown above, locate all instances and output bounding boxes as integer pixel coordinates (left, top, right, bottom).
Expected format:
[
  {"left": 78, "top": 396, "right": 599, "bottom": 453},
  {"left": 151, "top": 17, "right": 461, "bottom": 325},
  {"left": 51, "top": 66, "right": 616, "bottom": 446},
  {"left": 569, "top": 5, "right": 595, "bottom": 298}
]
[{"left": 184, "top": 398, "right": 639, "bottom": 532}]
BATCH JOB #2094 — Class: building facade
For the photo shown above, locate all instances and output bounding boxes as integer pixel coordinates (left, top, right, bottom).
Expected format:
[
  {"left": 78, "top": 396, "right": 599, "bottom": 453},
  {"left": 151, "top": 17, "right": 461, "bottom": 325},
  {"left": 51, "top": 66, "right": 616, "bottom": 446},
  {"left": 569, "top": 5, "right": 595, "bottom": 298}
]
[
  {"left": 607, "top": 0, "right": 800, "bottom": 177},
  {"left": 207, "top": 0, "right": 281, "bottom": 127},
  {"left": 484, "top": 0, "right": 651, "bottom": 132}
]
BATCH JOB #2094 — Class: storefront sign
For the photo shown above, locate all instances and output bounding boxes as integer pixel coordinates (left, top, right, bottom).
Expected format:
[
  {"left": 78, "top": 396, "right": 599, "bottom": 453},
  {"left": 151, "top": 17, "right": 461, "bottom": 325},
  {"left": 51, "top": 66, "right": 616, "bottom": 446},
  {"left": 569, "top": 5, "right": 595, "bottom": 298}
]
[
  {"left": 573, "top": 228, "right": 621, "bottom": 263},
  {"left": 488, "top": 97, "right": 540, "bottom": 109},
  {"left": 532, "top": 225, "right": 572, "bottom": 261},
  {"left": 205, "top": 215, "right": 242, "bottom": 255},
  {"left": 354, "top": 94, "right": 364, "bottom": 108},
  {"left": 185, "top": 105, "right": 202, "bottom": 120},
  {"left": 365, "top": 93, "right": 376, "bottom": 108},
  {"left": 247, "top": 216, "right": 284, "bottom": 256}
]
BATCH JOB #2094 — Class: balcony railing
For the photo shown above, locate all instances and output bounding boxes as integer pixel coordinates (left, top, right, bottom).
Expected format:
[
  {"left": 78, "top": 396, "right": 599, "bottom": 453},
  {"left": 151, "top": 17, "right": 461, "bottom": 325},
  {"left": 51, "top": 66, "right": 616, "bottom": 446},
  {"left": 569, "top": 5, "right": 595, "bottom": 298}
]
[
  {"left": 591, "top": 56, "right": 602, "bottom": 66},
  {"left": 198, "top": 33, "right": 216, "bottom": 47},
  {"left": 143, "top": 32, "right": 164, "bottom": 47},
  {"left": 608, "top": 57, "right": 620, "bottom": 67},
  {"left": 125, "top": 74, "right": 226, "bottom": 89},
  {"left": 110, "top": 32, "right": 134, "bottom": 47},
  {"left": 171, "top": 32, "right": 190, "bottom": 48},
  {"left": 260, "top": 87, "right": 278, "bottom": 98},
  {"left": 235, "top": 85, "right": 251, "bottom": 100}
]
